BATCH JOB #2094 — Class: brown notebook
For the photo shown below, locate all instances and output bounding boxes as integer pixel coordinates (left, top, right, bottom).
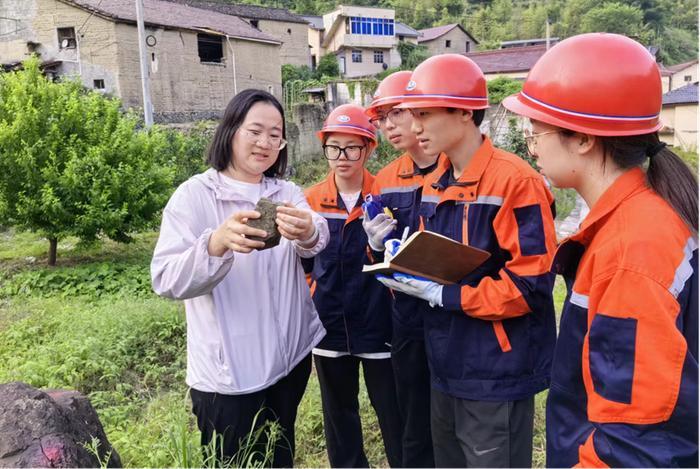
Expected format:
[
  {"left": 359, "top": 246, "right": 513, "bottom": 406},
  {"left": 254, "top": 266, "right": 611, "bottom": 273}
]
[{"left": 362, "top": 231, "right": 491, "bottom": 285}]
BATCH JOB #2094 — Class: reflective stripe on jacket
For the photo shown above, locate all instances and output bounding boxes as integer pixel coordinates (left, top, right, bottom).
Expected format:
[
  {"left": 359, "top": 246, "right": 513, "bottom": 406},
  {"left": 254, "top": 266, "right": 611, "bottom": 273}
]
[
  {"left": 371, "top": 153, "right": 438, "bottom": 340},
  {"left": 547, "top": 168, "right": 698, "bottom": 468},
  {"left": 418, "top": 136, "right": 558, "bottom": 401},
  {"left": 303, "top": 169, "right": 393, "bottom": 354}
]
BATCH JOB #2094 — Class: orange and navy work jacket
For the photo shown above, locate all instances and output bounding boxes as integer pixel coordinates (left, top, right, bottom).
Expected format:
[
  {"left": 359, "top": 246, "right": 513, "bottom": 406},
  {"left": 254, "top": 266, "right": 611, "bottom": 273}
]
[
  {"left": 370, "top": 152, "right": 438, "bottom": 341},
  {"left": 417, "top": 136, "right": 557, "bottom": 401},
  {"left": 303, "top": 169, "right": 393, "bottom": 354},
  {"left": 547, "top": 168, "right": 698, "bottom": 468}
]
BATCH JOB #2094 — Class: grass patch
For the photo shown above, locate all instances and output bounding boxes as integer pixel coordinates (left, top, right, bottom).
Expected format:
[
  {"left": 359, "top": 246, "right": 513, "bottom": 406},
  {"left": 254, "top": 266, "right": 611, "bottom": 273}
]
[{"left": 675, "top": 147, "right": 699, "bottom": 171}]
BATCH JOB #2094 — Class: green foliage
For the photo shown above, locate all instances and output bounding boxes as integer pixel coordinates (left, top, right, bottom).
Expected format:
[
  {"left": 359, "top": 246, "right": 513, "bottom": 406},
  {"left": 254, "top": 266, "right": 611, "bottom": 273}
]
[
  {"left": 160, "top": 122, "right": 213, "bottom": 187},
  {"left": 397, "top": 41, "right": 429, "bottom": 70},
  {"left": 282, "top": 64, "right": 314, "bottom": 85},
  {"left": 552, "top": 187, "right": 578, "bottom": 220},
  {"left": 366, "top": 138, "right": 402, "bottom": 175},
  {"left": 316, "top": 53, "right": 340, "bottom": 78},
  {"left": 580, "top": 2, "right": 650, "bottom": 42},
  {"left": 288, "top": 157, "right": 329, "bottom": 187},
  {"left": 0, "top": 261, "right": 152, "bottom": 298},
  {"left": 674, "top": 147, "right": 699, "bottom": 170},
  {"left": 487, "top": 76, "right": 523, "bottom": 104},
  {"left": 0, "top": 57, "right": 174, "bottom": 263},
  {"left": 503, "top": 118, "right": 531, "bottom": 165}
]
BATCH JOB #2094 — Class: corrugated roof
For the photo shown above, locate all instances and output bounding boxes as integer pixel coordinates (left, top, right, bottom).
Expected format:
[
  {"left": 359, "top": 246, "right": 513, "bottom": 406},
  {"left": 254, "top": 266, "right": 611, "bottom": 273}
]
[
  {"left": 662, "top": 82, "right": 699, "bottom": 105},
  {"left": 417, "top": 23, "right": 478, "bottom": 44},
  {"left": 395, "top": 22, "right": 420, "bottom": 37},
  {"left": 303, "top": 15, "right": 324, "bottom": 30},
  {"left": 465, "top": 44, "right": 546, "bottom": 74},
  {"left": 161, "top": 0, "right": 308, "bottom": 24},
  {"left": 666, "top": 58, "right": 699, "bottom": 73},
  {"left": 61, "top": 0, "right": 280, "bottom": 43}
]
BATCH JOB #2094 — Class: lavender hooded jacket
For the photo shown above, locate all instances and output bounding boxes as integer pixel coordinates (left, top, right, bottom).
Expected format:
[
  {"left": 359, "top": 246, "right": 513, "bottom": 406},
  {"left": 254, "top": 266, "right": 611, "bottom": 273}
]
[{"left": 151, "top": 168, "right": 328, "bottom": 394}]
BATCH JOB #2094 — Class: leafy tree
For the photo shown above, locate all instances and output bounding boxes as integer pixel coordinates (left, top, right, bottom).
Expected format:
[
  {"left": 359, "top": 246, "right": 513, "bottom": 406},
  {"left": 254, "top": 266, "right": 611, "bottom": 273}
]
[
  {"left": 282, "top": 63, "right": 314, "bottom": 84},
  {"left": 397, "top": 41, "right": 429, "bottom": 70},
  {"left": 487, "top": 76, "right": 523, "bottom": 105},
  {"left": 0, "top": 58, "right": 174, "bottom": 265},
  {"left": 580, "top": 2, "right": 650, "bottom": 41},
  {"left": 315, "top": 53, "right": 340, "bottom": 78}
]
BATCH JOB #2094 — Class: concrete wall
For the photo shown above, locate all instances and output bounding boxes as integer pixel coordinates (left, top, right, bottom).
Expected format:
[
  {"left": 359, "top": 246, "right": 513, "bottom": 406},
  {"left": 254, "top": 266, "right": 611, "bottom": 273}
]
[
  {"left": 670, "top": 63, "right": 699, "bottom": 91},
  {"left": 287, "top": 103, "right": 326, "bottom": 164},
  {"left": 421, "top": 28, "right": 477, "bottom": 56},
  {"left": 0, "top": 0, "right": 38, "bottom": 61},
  {"left": 660, "top": 104, "right": 698, "bottom": 150},
  {"left": 340, "top": 47, "right": 392, "bottom": 78},
  {"left": 257, "top": 19, "right": 310, "bottom": 67}
]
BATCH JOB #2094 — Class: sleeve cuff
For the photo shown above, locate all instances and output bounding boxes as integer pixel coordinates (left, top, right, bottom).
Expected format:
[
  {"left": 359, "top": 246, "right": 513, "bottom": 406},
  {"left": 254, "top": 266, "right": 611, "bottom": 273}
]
[{"left": 442, "top": 284, "right": 464, "bottom": 312}]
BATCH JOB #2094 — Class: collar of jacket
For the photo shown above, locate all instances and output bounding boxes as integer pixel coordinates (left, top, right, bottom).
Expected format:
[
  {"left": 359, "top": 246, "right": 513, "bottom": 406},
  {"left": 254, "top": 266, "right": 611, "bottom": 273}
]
[
  {"left": 199, "top": 168, "right": 283, "bottom": 202},
  {"left": 319, "top": 168, "right": 374, "bottom": 224},
  {"left": 426, "top": 136, "right": 494, "bottom": 203},
  {"left": 552, "top": 168, "right": 648, "bottom": 276}
]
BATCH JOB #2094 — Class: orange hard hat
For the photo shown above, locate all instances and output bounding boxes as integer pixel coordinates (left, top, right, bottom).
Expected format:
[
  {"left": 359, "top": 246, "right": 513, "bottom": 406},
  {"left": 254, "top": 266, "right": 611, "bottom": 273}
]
[
  {"left": 365, "top": 70, "right": 413, "bottom": 118},
  {"left": 502, "top": 33, "right": 662, "bottom": 136},
  {"left": 396, "top": 54, "right": 488, "bottom": 110},
  {"left": 317, "top": 104, "right": 377, "bottom": 143}
]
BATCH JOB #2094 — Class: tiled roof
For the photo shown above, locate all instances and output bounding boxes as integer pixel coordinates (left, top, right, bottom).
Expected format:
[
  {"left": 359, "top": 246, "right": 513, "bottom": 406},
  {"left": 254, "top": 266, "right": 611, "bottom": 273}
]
[
  {"left": 303, "top": 15, "right": 324, "bottom": 30},
  {"left": 395, "top": 22, "right": 420, "bottom": 37},
  {"left": 417, "top": 23, "right": 478, "bottom": 44},
  {"left": 662, "top": 82, "right": 699, "bottom": 105},
  {"left": 464, "top": 44, "right": 546, "bottom": 74},
  {"left": 61, "top": 0, "right": 280, "bottom": 43},
  {"left": 161, "top": 0, "right": 308, "bottom": 24}
]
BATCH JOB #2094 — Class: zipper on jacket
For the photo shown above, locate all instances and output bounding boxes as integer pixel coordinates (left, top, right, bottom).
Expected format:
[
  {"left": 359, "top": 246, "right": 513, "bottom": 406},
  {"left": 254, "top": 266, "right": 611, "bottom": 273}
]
[{"left": 340, "top": 222, "right": 352, "bottom": 354}]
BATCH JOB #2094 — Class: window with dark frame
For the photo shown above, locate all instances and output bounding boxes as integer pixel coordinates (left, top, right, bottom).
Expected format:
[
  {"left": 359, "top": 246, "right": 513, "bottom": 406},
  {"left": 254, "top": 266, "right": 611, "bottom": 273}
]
[
  {"left": 466, "top": 42, "right": 470, "bottom": 53},
  {"left": 57, "top": 27, "right": 77, "bottom": 49},
  {"left": 445, "top": 39, "right": 451, "bottom": 48},
  {"left": 93, "top": 79, "right": 105, "bottom": 89},
  {"left": 352, "top": 50, "right": 362, "bottom": 63},
  {"left": 373, "top": 50, "right": 383, "bottom": 64},
  {"left": 349, "top": 17, "right": 394, "bottom": 36},
  {"left": 250, "top": 19, "right": 259, "bottom": 29},
  {"left": 197, "top": 33, "right": 223, "bottom": 63},
  {"left": 685, "top": 75, "right": 693, "bottom": 82}
]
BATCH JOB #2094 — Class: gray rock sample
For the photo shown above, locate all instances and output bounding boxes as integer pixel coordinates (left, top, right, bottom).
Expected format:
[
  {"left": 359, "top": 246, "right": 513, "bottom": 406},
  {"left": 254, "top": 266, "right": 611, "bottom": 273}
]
[
  {"left": 247, "top": 197, "right": 283, "bottom": 250},
  {"left": 0, "top": 382, "right": 121, "bottom": 467}
]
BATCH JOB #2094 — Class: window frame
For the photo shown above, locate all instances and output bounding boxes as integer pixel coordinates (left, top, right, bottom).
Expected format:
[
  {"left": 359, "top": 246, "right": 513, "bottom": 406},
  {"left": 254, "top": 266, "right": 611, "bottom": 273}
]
[{"left": 352, "top": 49, "right": 362, "bottom": 63}]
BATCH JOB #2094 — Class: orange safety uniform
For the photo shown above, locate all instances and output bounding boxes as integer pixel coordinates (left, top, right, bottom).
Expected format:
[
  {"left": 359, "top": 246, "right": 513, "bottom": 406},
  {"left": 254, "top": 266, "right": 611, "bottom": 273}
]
[
  {"left": 547, "top": 168, "right": 698, "bottom": 467},
  {"left": 417, "top": 136, "right": 558, "bottom": 400}
]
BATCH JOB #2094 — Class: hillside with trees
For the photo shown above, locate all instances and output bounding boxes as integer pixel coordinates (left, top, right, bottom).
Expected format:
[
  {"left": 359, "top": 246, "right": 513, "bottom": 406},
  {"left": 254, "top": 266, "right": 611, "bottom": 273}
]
[{"left": 204, "top": 0, "right": 698, "bottom": 64}]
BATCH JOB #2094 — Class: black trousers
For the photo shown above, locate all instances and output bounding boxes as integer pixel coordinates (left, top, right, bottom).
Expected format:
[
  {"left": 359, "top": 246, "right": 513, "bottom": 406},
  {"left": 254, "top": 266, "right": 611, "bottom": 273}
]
[
  {"left": 314, "top": 354, "right": 403, "bottom": 468},
  {"left": 431, "top": 387, "right": 535, "bottom": 468},
  {"left": 189, "top": 354, "right": 312, "bottom": 468},
  {"left": 391, "top": 336, "right": 435, "bottom": 467}
]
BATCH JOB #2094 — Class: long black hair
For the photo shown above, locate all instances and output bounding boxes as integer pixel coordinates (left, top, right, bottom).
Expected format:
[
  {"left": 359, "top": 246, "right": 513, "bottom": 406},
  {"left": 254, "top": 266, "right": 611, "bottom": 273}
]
[
  {"left": 207, "top": 89, "right": 287, "bottom": 178},
  {"left": 563, "top": 130, "right": 698, "bottom": 234}
]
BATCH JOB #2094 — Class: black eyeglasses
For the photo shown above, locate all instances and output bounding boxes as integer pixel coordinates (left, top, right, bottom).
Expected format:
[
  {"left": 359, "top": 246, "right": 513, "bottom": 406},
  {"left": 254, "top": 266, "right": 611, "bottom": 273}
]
[{"left": 322, "top": 144, "right": 366, "bottom": 161}]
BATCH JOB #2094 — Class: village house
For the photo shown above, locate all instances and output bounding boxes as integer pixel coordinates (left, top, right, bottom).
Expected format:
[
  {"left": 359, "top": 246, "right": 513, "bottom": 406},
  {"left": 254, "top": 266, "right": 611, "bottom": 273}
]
[
  {"left": 163, "top": 0, "right": 311, "bottom": 68},
  {"left": 659, "top": 58, "right": 699, "bottom": 93},
  {"left": 660, "top": 81, "right": 698, "bottom": 151},
  {"left": 0, "top": 0, "right": 282, "bottom": 122},
  {"left": 304, "top": 5, "right": 420, "bottom": 78},
  {"left": 417, "top": 23, "right": 479, "bottom": 56}
]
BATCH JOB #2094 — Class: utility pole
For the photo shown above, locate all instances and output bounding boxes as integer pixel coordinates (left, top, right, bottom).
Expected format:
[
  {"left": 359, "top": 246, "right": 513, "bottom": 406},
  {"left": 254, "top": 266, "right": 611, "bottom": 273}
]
[
  {"left": 545, "top": 17, "right": 551, "bottom": 50},
  {"left": 135, "top": 0, "right": 153, "bottom": 126}
]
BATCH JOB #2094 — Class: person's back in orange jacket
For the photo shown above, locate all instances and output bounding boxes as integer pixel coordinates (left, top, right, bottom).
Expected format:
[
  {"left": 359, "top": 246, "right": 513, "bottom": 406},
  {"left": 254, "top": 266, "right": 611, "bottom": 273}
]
[{"left": 504, "top": 33, "right": 698, "bottom": 467}]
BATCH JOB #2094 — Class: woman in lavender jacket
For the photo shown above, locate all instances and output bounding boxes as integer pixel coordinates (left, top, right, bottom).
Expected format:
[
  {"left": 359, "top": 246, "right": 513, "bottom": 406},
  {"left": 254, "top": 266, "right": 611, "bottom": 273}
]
[{"left": 151, "top": 89, "right": 328, "bottom": 467}]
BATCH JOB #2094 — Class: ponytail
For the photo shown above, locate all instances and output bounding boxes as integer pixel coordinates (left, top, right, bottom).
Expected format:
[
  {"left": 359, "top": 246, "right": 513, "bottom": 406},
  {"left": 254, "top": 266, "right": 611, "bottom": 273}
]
[
  {"left": 647, "top": 145, "right": 698, "bottom": 235},
  {"left": 596, "top": 134, "right": 698, "bottom": 235}
]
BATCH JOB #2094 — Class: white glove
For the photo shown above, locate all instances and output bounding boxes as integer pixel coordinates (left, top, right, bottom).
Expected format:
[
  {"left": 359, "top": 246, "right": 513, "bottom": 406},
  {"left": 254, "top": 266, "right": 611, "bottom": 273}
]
[
  {"left": 362, "top": 209, "right": 397, "bottom": 251},
  {"left": 375, "top": 273, "right": 443, "bottom": 308}
]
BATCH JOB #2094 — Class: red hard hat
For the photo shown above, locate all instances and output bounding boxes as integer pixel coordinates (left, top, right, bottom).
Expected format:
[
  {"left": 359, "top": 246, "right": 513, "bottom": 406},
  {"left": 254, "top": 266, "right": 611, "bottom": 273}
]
[
  {"left": 397, "top": 54, "right": 488, "bottom": 110},
  {"left": 317, "top": 104, "right": 377, "bottom": 143},
  {"left": 365, "top": 70, "right": 413, "bottom": 118},
  {"left": 502, "top": 33, "right": 662, "bottom": 136}
]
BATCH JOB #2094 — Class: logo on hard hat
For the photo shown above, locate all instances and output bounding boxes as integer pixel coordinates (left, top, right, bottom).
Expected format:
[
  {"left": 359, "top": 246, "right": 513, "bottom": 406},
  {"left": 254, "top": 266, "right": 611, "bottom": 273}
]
[
  {"left": 337, "top": 115, "right": 351, "bottom": 122},
  {"left": 406, "top": 80, "right": 417, "bottom": 91}
]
